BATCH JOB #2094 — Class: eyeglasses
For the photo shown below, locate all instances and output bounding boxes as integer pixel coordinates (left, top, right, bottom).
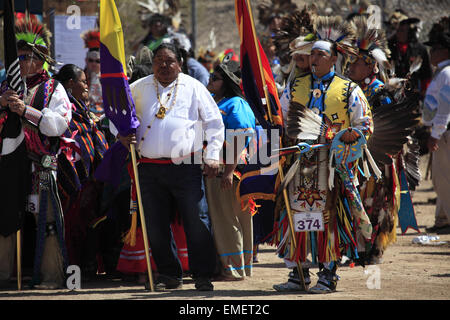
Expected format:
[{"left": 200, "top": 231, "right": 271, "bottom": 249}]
[
  {"left": 210, "top": 73, "right": 223, "bottom": 82},
  {"left": 18, "top": 54, "right": 34, "bottom": 61},
  {"left": 88, "top": 59, "right": 100, "bottom": 63}
]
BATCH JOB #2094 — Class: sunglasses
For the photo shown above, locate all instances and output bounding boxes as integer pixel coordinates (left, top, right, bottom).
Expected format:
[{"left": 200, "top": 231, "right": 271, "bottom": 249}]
[
  {"left": 348, "top": 53, "right": 374, "bottom": 65},
  {"left": 18, "top": 54, "right": 34, "bottom": 61},
  {"left": 210, "top": 73, "right": 223, "bottom": 82},
  {"left": 88, "top": 59, "right": 100, "bottom": 63}
]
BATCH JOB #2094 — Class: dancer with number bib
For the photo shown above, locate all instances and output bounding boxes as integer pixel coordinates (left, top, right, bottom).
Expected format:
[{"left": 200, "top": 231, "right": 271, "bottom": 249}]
[{"left": 273, "top": 16, "right": 374, "bottom": 294}]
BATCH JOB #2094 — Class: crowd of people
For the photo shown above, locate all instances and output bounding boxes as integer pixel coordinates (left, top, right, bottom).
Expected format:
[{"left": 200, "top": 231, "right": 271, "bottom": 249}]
[{"left": 0, "top": 0, "right": 449, "bottom": 294}]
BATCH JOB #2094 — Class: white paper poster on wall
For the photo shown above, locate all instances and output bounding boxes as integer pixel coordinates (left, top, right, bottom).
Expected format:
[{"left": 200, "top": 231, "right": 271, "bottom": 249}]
[{"left": 53, "top": 15, "right": 97, "bottom": 72}]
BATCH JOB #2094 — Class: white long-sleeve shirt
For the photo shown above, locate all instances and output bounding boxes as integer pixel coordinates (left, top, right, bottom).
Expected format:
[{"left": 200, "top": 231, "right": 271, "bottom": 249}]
[
  {"left": 1, "top": 82, "right": 71, "bottom": 156},
  {"left": 128, "top": 73, "right": 224, "bottom": 161},
  {"left": 348, "top": 85, "right": 373, "bottom": 137},
  {"left": 423, "top": 60, "right": 450, "bottom": 140}
]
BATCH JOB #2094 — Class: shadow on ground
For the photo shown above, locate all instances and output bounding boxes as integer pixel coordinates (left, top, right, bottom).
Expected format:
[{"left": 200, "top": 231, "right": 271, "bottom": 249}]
[{"left": 0, "top": 286, "right": 308, "bottom": 300}]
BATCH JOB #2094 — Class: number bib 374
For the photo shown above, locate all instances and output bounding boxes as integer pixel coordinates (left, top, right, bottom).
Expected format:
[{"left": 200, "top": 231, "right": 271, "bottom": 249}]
[{"left": 293, "top": 211, "right": 324, "bottom": 232}]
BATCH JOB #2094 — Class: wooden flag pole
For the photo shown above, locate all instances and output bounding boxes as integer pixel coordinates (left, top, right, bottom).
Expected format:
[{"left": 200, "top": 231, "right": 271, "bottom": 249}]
[
  {"left": 245, "top": 0, "right": 307, "bottom": 290},
  {"left": 130, "top": 144, "right": 155, "bottom": 292},
  {"left": 16, "top": 229, "right": 22, "bottom": 291}
]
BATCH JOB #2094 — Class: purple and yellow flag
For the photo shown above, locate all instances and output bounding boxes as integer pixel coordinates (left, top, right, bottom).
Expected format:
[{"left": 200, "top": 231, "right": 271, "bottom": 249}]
[
  {"left": 99, "top": 0, "right": 139, "bottom": 136},
  {"left": 95, "top": 0, "right": 139, "bottom": 186}
]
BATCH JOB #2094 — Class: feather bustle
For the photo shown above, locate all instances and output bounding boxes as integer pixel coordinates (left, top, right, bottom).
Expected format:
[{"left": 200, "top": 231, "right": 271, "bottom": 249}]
[{"left": 286, "top": 101, "right": 324, "bottom": 140}]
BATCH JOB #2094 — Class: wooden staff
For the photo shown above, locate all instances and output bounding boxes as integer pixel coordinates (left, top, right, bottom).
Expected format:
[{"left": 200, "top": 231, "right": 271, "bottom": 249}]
[
  {"left": 130, "top": 144, "right": 155, "bottom": 292},
  {"left": 245, "top": 0, "right": 307, "bottom": 290},
  {"left": 16, "top": 229, "right": 22, "bottom": 291}
]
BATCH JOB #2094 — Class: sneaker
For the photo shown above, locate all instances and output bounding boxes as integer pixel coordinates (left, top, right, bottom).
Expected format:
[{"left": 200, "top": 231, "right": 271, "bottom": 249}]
[
  {"left": 309, "top": 282, "right": 333, "bottom": 294},
  {"left": 274, "top": 268, "right": 310, "bottom": 292},
  {"left": 309, "top": 269, "right": 339, "bottom": 294},
  {"left": 273, "top": 279, "right": 308, "bottom": 292},
  {"left": 34, "top": 282, "right": 63, "bottom": 290},
  {"left": 289, "top": 267, "right": 311, "bottom": 285},
  {"left": 146, "top": 274, "right": 182, "bottom": 291},
  {"left": 194, "top": 277, "right": 214, "bottom": 291}
]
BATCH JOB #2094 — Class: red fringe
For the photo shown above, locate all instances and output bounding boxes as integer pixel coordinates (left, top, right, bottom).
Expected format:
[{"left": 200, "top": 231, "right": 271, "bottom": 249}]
[
  {"left": 318, "top": 229, "right": 326, "bottom": 262},
  {"left": 24, "top": 127, "right": 51, "bottom": 156}
]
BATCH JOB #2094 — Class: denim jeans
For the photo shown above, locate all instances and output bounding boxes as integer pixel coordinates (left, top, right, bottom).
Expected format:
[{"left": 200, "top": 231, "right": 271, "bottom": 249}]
[{"left": 138, "top": 163, "right": 216, "bottom": 280}]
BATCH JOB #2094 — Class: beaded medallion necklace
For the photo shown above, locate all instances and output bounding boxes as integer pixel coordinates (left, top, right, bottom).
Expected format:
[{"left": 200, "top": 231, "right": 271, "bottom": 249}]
[
  {"left": 153, "top": 74, "right": 179, "bottom": 119},
  {"left": 137, "top": 74, "right": 180, "bottom": 153}
]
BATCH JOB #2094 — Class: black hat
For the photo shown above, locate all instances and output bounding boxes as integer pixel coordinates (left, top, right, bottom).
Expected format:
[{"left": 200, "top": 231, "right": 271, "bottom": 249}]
[
  {"left": 385, "top": 11, "right": 419, "bottom": 28},
  {"left": 424, "top": 33, "right": 450, "bottom": 49},
  {"left": 398, "top": 17, "right": 420, "bottom": 26},
  {"left": 424, "top": 16, "right": 450, "bottom": 49}
]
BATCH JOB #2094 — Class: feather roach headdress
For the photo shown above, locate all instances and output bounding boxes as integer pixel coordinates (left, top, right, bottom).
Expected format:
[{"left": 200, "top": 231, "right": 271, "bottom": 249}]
[
  {"left": 81, "top": 29, "right": 100, "bottom": 60},
  {"left": 270, "top": 6, "right": 317, "bottom": 85},
  {"left": 348, "top": 15, "right": 391, "bottom": 83},
  {"left": 15, "top": 16, "right": 54, "bottom": 65},
  {"left": 257, "top": 0, "right": 298, "bottom": 27},
  {"left": 273, "top": 5, "right": 317, "bottom": 58},
  {"left": 313, "top": 15, "right": 357, "bottom": 56},
  {"left": 309, "top": 16, "right": 357, "bottom": 74},
  {"left": 81, "top": 29, "right": 100, "bottom": 50}
]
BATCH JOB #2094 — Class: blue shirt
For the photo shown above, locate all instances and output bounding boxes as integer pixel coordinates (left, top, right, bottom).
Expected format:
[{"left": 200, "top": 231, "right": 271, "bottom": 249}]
[
  {"left": 364, "top": 78, "right": 391, "bottom": 105},
  {"left": 309, "top": 70, "right": 335, "bottom": 113},
  {"left": 218, "top": 96, "right": 256, "bottom": 148},
  {"left": 187, "top": 57, "right": 210, "bottom": 87}
]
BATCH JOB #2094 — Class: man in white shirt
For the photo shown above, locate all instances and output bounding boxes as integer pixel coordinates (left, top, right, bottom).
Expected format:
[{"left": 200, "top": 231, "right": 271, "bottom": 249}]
[
  {"left": 118, "top": 43, "right": 224, "bottom": 291},
  {"left": 423, "top": 19, "right": 450, "bottom": 234}
]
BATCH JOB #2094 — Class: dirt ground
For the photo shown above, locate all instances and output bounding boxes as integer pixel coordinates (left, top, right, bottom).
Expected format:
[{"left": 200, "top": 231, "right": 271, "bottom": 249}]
[{"left": 0, "top": 154, "right": 449, "bottom": 302}]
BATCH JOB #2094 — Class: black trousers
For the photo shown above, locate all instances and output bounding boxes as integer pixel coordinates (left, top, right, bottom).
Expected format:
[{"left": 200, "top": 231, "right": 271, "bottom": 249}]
[{"left": 138, "top": 163, "right": 216, "bottom": 280}]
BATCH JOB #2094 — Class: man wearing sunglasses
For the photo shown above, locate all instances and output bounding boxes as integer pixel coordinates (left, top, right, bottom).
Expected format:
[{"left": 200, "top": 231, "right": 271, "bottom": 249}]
[
  {"left": 0, "top": 18, "right": 71, "bottom": 290},
  {"left": 345, "top": 16, "right": 400, "bottom": 267}
]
